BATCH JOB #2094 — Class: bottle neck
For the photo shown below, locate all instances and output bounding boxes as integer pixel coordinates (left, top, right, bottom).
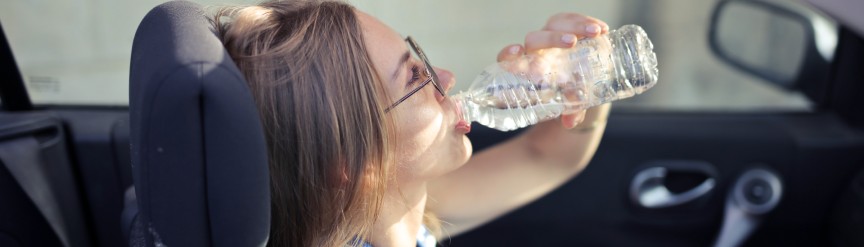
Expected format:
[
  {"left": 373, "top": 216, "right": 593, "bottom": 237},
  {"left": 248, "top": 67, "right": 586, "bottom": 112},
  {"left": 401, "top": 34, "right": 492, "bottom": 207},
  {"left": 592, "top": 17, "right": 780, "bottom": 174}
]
[{"left": 451, "top": 92, "right": 475, "bottom": 124}]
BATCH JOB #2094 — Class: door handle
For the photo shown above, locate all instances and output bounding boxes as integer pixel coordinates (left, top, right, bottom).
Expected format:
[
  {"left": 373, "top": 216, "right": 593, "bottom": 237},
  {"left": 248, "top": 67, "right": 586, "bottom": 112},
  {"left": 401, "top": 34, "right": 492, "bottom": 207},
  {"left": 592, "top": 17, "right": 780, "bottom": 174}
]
[{"left": 630, "top": 166, "right": 716, "bottom": 208}]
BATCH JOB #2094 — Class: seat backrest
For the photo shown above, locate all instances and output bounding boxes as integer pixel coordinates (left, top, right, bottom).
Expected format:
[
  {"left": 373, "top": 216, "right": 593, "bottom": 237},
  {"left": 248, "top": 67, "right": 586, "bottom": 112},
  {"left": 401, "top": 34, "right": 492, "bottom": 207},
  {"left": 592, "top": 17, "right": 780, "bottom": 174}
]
[{"left": 129, "top": 1, "right": 269, "bottom": 246}]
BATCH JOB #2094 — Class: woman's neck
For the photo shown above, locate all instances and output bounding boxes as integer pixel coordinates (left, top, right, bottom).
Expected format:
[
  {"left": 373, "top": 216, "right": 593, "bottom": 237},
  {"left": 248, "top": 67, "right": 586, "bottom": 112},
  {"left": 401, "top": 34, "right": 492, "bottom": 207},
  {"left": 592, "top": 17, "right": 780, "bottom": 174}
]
[{"left": 369, "top": 181, "right": 427, "bottom": 247}]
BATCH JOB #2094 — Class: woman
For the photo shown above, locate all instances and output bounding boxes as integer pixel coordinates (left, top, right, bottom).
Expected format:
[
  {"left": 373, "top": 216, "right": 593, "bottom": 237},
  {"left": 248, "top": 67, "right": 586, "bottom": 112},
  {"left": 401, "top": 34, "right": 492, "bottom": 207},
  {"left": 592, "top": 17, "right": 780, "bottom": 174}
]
[{"left": 212, "top": 1, "right": 611, "bottom": 246}]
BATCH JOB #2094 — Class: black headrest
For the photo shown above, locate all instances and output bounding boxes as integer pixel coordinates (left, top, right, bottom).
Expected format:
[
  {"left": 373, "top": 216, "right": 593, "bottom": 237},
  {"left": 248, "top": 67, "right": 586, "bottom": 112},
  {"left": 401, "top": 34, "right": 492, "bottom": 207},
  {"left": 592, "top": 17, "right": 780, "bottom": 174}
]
[{"left": 129, "top": 1, "right": 270, "bottom": 246}]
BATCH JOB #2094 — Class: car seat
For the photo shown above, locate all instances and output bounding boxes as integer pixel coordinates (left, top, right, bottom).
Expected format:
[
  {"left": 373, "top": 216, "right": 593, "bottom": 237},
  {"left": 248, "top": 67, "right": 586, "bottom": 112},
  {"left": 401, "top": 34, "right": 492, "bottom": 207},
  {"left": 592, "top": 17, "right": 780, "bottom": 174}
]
[{"left": 127, "top": 1, "right": 270, "bottom": 246}]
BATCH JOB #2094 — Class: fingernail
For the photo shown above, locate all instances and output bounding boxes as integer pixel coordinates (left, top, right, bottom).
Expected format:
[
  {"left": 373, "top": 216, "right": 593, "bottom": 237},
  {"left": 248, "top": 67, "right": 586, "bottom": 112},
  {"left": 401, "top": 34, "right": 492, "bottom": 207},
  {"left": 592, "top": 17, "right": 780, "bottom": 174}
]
[
  {"left": 561, "top": 34, "right": 576, "bottom": 44},
  {"left": 586, "top": 24, "right": 600, "bottom": 34},
  {"left": 509, "top": 45, "right": 520, "bottom": 54}
]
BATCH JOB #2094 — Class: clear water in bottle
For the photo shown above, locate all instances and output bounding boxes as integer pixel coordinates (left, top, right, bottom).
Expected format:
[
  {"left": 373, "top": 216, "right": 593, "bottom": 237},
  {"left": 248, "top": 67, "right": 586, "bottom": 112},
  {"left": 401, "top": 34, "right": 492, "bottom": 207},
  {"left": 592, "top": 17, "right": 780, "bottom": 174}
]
[{"left": 452, "top": 25, "right": 659, "bottom": 131}]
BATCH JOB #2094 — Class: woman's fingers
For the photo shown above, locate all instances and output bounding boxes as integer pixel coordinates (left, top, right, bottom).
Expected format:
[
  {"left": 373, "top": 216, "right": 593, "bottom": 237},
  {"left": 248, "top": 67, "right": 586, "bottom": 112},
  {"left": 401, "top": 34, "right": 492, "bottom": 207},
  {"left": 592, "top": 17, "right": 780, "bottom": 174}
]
[
  {"left": 523, "top": 30, "right": 577, "bottom": 54},
  {"left": 506, "top": 13, "right": 610, "bottom": 58},
  {"left": 543, "top": 13, "right": 609, "bottom": 38},
  {"left": 560, "top": 110, "right": 586, "bottom": 129},
  {"left": 496, "top": 44, "right": 524, "bottom": 62}
]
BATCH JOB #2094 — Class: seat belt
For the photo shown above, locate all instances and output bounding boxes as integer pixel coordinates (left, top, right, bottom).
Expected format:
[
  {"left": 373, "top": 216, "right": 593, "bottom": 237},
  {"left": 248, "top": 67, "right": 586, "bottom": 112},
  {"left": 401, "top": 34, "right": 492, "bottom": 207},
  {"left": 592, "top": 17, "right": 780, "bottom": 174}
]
[{"left": 0, "top": 137, "right": 70, "bottom": 247}]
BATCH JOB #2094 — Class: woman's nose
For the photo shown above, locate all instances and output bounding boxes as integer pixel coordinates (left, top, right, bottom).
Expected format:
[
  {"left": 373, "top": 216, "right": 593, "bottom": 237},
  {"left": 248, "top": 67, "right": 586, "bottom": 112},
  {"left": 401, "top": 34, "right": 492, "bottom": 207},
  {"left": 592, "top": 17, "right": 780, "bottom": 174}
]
[{"left": 433, "top": 67, "right": 456, "bottom": 94}]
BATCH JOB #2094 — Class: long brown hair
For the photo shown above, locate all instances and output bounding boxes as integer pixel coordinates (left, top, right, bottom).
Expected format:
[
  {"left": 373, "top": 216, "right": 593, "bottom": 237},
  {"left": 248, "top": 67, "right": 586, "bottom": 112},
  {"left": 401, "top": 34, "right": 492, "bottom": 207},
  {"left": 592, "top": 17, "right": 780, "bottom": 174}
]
[{"left": 212, "top": 1, "right": 394, "bottom": 246}]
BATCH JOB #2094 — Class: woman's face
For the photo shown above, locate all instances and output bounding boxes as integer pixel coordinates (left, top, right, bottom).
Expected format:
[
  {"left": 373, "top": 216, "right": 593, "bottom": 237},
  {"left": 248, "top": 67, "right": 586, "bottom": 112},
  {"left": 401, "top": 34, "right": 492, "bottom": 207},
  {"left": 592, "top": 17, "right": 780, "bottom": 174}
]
[{"left": 357, "top": 11, "right": 472, "bottom": 184}]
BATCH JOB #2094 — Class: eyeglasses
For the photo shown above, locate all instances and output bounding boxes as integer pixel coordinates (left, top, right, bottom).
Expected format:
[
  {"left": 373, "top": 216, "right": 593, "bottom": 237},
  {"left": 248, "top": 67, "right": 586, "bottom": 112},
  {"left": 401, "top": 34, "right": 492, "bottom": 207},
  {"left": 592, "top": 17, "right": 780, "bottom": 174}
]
[{"left": 383, "top": 36, "right": 446, "bottom": 113}]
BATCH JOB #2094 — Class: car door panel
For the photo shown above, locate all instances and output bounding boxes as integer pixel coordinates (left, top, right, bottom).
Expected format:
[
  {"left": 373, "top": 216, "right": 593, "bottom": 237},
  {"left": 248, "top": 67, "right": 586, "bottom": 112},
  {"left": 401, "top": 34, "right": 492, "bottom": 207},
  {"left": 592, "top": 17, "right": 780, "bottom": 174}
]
[
  {"left": 445, "top": 111, "right": 864, "bottom": 246},
  {"left": 0, "top": 112, "right": 91, "bottom": 247},
  {"left": 54, "top": 109, "right": 131, "bottom": 247}
]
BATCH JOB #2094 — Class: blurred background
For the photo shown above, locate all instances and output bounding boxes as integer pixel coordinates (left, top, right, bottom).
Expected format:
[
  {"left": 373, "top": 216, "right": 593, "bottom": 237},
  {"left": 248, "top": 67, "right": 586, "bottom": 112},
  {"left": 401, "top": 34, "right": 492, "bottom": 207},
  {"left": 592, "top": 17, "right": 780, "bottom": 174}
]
[{"left": 0, "top": 0, "right": 812, "bottom": 111}]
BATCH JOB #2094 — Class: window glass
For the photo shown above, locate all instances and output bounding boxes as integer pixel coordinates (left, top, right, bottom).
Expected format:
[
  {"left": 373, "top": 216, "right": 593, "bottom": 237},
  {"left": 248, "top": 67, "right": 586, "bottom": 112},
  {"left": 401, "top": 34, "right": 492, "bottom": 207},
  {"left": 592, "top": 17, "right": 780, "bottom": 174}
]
[{"left": 0, "top": 0, "right": 256, "bottom": 106}]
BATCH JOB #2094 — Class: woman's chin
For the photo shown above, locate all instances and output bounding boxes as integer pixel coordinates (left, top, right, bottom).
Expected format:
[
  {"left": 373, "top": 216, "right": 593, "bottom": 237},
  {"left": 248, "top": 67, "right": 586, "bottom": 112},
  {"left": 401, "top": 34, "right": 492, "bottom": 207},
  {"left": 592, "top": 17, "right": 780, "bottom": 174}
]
[
  {"left": 459, "top": 135, "right": 473, "bottom": 164},
  {"left": 443, "top": 134, "right": 473, "bottom": 171}
]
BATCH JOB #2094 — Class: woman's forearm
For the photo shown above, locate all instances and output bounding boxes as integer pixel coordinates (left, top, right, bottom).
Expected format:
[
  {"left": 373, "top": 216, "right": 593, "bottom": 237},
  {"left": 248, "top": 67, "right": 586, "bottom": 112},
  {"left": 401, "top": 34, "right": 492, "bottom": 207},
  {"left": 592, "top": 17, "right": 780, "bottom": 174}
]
[{"left": 520, "top": 103, "right": 611, "bottom": 171}]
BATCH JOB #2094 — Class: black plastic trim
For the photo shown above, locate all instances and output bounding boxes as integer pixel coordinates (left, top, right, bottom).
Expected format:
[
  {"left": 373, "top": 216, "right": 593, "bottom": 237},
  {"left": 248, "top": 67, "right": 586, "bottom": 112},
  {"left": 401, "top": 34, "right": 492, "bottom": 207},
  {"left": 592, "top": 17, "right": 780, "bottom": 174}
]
[{"left": 0, "top": 21, "right": 33, "bottom": 111}]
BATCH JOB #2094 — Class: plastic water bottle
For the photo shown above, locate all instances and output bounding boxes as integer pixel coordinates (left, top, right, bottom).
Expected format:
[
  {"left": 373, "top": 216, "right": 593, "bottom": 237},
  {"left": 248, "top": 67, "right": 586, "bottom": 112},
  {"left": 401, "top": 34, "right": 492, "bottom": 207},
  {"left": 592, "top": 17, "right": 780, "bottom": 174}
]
[{"left": 452, "top": 25, "right": 659, "bottom": 131}]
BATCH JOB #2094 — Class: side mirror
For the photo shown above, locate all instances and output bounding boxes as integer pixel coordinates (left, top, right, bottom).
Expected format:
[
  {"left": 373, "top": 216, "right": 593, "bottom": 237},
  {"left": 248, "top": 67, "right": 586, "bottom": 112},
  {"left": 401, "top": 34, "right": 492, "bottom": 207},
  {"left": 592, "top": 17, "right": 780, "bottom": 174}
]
[{"left": 709, "top": 0, "right": 836, "bottom": 101}]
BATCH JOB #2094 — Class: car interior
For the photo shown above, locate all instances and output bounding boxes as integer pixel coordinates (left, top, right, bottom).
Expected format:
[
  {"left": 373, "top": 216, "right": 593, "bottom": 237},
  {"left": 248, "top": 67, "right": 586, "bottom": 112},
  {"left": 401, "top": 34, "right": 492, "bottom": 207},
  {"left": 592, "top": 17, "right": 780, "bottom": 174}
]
[{"left": 0, "top": 0, "right": 863, "bottom": 246}]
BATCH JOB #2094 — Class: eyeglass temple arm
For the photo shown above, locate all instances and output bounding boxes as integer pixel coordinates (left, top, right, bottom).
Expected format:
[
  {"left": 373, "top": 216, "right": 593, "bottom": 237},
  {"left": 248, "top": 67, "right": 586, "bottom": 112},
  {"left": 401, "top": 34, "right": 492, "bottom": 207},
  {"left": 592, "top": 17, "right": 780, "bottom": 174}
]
[{"left": 383, "top": 77, "right": 434, "bottom": 112}]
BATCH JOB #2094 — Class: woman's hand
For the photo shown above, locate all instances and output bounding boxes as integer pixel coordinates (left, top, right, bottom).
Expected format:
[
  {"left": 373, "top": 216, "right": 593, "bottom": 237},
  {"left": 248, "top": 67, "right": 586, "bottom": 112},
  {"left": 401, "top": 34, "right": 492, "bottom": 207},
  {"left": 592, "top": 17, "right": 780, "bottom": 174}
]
[{"left": 495, "top": 13, "right": 609, "bottom": 129}]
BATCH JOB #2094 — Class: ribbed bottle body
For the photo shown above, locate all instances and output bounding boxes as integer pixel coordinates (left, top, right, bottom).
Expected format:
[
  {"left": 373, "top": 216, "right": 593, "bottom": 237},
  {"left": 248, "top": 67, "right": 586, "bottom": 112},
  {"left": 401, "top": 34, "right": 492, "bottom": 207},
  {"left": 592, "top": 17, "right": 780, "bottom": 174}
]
[{"left": 454, "top": 25, "right": 658, "bottom": 131}]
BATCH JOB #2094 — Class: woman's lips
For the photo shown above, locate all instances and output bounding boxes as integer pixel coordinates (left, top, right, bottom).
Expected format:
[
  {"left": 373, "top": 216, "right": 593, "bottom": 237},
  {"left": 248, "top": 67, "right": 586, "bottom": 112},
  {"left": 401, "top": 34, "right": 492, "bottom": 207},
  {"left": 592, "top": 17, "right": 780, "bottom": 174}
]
[{"left": 456, "top": 120, "right": 471, "bottom": 133}]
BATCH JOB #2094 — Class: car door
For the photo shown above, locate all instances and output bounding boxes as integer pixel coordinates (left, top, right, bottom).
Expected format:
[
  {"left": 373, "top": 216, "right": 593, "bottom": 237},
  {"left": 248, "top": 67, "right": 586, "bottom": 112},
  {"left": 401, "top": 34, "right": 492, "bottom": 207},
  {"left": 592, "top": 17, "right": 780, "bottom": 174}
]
[
  {"left": 0, "top": 21, "right": 133, "bottom": 247},
  {"left": 444, "top": 0, "right": 864, "bottom": 246}
]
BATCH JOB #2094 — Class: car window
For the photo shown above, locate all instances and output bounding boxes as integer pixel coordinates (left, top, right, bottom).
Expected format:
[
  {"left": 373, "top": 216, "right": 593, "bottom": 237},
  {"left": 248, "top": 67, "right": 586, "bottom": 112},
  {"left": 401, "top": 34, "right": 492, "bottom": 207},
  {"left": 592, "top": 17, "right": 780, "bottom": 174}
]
[
  {"left": 0, "top": 0, "right": 257, "bottom": 106},
  {"left": 1, "top": 0, "right": 830, "bottom": 111}
]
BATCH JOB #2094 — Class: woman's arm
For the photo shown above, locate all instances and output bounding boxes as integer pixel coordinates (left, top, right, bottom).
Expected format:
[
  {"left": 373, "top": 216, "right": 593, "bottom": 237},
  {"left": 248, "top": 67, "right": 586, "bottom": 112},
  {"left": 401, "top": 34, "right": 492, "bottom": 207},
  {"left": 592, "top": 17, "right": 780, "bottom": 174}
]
[
  {"left": 427, "top": 13, "right": 612, "bottom": 237},
  {"left": 429, "top": 104, "right": 609, "bottom": 236}
]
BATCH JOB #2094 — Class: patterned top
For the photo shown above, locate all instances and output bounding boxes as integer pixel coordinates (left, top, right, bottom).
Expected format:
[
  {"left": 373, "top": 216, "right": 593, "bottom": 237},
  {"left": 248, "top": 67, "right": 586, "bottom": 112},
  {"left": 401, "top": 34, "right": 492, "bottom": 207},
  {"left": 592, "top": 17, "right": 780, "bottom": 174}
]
[{"left": 355, "top": 225, "right": 437, "bottom": 247}]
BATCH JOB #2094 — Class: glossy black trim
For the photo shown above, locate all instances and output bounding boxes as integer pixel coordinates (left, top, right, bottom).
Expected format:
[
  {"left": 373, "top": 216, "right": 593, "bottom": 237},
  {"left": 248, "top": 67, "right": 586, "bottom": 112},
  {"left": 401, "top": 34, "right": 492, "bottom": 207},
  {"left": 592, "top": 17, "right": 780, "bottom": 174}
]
[{"left": 0, "top": 21, "right": 33, "bottom": 111}]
